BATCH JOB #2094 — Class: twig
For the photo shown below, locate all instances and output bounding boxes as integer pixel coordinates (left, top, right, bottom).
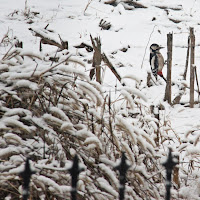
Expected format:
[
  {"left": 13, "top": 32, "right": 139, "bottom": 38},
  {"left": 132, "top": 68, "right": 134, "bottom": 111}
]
[
  {"left": 31, "top": 63, "right": 38, "bottom": 77},
  {"left": 84, "top": 0, "right": 93, "bottom": 15},
  {"left": 2, "top": 45, "right": 14, "bottom": 60},
  {"left": 141, "top": 25, "right": 157, "bottom": 69},
  {"left": 102, "top": 53, "right": 122, "bottom": 83}
]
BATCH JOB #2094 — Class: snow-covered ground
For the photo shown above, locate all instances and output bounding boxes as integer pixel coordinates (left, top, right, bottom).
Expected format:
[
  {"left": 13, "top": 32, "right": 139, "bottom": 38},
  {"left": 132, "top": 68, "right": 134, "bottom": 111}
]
[{"left": 1, "top": 0, "right": 200, "bottom": 199}]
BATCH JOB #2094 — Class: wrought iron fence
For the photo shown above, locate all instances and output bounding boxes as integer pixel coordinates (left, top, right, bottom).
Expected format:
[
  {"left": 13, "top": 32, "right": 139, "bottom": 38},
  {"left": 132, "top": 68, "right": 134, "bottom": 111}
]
[{"left": 20, "top": 149, "right": 177, "bottom": 200}]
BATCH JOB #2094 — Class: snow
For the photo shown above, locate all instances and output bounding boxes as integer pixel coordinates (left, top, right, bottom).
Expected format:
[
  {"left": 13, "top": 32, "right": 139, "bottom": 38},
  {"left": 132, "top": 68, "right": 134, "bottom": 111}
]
[{"left": 1, "top": 0, "right": 200, "bottom": 199}]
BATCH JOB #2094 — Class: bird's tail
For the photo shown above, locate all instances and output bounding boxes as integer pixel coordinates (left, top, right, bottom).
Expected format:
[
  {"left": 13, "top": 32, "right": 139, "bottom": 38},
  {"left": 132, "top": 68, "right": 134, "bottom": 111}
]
[
  {"left": 157, "top": 71, "right": 167, "bottom": 82},
  {"left": 160, "top": 74, "right": 167, "bottom": 82}
]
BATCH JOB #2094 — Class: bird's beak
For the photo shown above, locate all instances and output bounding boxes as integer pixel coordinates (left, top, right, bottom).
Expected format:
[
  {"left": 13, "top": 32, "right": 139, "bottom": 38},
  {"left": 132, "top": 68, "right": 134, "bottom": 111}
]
[{"left": 158, "top": 46, "right": 164, "bottom": 49}]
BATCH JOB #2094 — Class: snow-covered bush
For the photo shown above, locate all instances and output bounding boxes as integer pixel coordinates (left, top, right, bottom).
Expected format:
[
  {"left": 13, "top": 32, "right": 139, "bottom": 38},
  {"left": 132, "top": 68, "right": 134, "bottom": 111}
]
[{"left": 0, "top": 45, "right": 164, "bottom": 199}]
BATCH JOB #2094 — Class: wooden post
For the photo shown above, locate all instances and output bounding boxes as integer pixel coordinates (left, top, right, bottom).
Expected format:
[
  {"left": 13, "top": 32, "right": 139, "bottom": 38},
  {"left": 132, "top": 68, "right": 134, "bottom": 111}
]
[
  {"left": 173, "top": 155, "right": 180, "bottom": 189},
  {"left": 164, "top": 33, "right": 173, "bottom": 104},
  {"left": 90, "top": 35, "right": 102, "bottom": 84},
  {"left": 183, "top": 36, "right": 190, "bottom": 80},
  {"left": 194, "top": 66, "right": 200, "bottom": 103},
  {"left": 190, "top": 27, "right": 195, "bottom": 108}
]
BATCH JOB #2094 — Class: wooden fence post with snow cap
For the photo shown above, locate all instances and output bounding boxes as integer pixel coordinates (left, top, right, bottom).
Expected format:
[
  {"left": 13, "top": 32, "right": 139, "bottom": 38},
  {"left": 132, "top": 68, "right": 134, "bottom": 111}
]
[
  {"left": 164, "top": 33, "right": 173, "bottom": 104},
  {"left": 190, "top": 27, "right": 195, "bottom": 108}
]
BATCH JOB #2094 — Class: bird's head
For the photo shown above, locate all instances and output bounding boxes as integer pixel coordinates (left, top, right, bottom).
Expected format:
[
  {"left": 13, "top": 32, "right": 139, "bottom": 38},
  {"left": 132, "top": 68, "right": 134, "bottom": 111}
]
[{"left": 150, "top": 43, "right": 164, "bottom": 53}]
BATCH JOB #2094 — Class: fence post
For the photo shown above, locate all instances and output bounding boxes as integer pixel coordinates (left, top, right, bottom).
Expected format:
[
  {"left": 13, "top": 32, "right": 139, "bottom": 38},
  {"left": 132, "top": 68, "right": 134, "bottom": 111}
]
[
  {"left": 20, "top": 158, "right": 35, "bottom": 200},
  {"left": 90, "top": 35, "right": 102, "bottom": 84},
  {"left": 183, "top": 36, "right": 190, "bottom": 80},
  {"left": 114, "top": 152, "right": 130, "bottom": 200},
  {"left": 164, "top": 33, "right": 173, "bottom": 104},
  {"left": 173, "top": 154, "right": 180, "bottom": 188},
  {"left": 190, "top": 27, "right": 195, "bottom": 108},
  {"left": 152, "top": 105, "right": 160, "bottom": 146},
  {"left": 162, "top": 148, "right": 177, "bottom": 200},
  {"left": 69, "top": 155, "right": 83, "bottom": 200},
  {"left": 194, "top": 66, "right": 200, "bottom": 103}
]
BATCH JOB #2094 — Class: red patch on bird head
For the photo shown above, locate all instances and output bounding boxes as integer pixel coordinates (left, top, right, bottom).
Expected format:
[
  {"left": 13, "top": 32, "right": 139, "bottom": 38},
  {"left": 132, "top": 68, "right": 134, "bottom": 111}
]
[{"left": 157, "top": 71, "right": 163, "bottom": 76}]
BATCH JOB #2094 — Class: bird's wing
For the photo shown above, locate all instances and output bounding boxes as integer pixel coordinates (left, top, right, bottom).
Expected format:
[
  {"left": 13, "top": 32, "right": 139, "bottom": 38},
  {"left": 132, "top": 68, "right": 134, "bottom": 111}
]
[{"left": 151, "top": 54, "right": 158, "bottom": 77}]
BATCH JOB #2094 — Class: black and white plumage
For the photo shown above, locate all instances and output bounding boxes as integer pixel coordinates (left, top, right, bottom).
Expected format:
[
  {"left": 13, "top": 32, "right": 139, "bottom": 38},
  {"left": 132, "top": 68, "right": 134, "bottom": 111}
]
[{"left": 149, "top": 43, "right": 166, "bottom": 82}]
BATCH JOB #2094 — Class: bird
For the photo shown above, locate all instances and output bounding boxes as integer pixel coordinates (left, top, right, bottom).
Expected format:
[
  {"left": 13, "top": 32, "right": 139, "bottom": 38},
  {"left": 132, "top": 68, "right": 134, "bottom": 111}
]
[{"left": 149, "top": 43, "right": 166, "bottom": 82}]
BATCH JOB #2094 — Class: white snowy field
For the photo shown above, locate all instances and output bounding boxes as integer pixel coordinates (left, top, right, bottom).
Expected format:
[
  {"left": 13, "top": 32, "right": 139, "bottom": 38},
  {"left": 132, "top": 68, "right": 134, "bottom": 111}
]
[
  {"left": 1, "top": 0, "right": 199, "bottom": 100},
  {"left": 1, "top": 0, "right": 200, "bottom": 199}
]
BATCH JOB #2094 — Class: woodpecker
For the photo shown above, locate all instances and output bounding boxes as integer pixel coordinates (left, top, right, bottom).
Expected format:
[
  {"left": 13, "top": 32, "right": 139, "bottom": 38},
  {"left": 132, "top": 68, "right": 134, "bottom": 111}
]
[{"left": 149, "top": 43, "right": 166, "bottom": 82}]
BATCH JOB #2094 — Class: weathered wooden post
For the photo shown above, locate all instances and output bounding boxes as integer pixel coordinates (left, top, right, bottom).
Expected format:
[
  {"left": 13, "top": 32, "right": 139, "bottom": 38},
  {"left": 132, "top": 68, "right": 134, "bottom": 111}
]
[
  {"left": 173, "top": 154, "right": 180, "bottom": 189},
  {"left": 150, "top": 105, "right": 160, "bottom": 146},
  {"left": 194, "top": 66, "right": 200, "bottom": 103},
  {"left": 183, "top": 36, "right": 190, "bottom": 80},
  {"left": 164, "top": 33, "right": 173, "bottom": 104},
  {"left": 114, "top": 152, "right": 130, "bottom": 200},
  {"left": 190, "top": 27, "right": 195, "bottom": 108},
  {"left": 90, "top": 35, "right": 102, "bottom": 84}
]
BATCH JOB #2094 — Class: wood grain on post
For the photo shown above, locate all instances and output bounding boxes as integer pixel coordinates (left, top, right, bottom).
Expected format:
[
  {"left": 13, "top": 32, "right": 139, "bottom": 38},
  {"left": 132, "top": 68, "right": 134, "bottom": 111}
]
[
  {"left": 164, "top": 33, "right": 173, "bottom": 104},
  {"left": 90, "top": 35, "right": 102, "bottom": 84},
  {"left": 173, "top": 155, "right": 180, "bottom": 189},
  {"left": 194, "top": 66, "right": 200, "bottom": 103},
  {"left": 190, "top": 27, "right": 195, "bottom": 108},
  {"left": 183, "top": 36, "right": 190, "bottom": 80}
]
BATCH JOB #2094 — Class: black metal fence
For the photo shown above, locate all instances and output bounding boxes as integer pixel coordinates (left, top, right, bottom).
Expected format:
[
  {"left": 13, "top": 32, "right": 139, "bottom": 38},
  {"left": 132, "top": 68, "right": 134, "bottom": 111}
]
[{"left": 20, "top": 149, "right": 177, "bottom": 200}]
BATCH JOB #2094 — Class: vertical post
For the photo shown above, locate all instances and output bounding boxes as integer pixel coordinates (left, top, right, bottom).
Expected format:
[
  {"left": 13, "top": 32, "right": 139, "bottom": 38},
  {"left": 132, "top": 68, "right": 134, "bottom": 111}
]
[
  {"left": 150, "top": 105, "right": 160, "bottom": 146},
  {"left": 164, "top": 33, "right": 173, "bottom": 104},
  {"left": 183, "top": 36, "right": 190, "bottom": 80},
  {"left": 154, "top": 106, "right": 160, "bottom": 146},
  {"left": 90, "top": 35, "right": 102, "bottom": 84},
  {"left": 114, "top": 152, "right": 130, "bottom": 200},
  {"left": 190, "top": 27, "right": 195, "bottom": 108},
  {"left": 173, "top": 155, "right": 180, "bottom": 188},
  {"left": 194, "top": 66, "right": 200, "bottom": 103},
  {"left": 162, "top": 149, "right": 177, "bottom": 200}
]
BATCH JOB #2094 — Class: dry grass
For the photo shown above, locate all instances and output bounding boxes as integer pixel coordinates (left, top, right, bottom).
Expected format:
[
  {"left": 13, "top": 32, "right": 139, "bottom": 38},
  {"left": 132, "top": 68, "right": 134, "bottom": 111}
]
[{"left": 0, "top": 31, "right": 198, "bottom": 199}]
